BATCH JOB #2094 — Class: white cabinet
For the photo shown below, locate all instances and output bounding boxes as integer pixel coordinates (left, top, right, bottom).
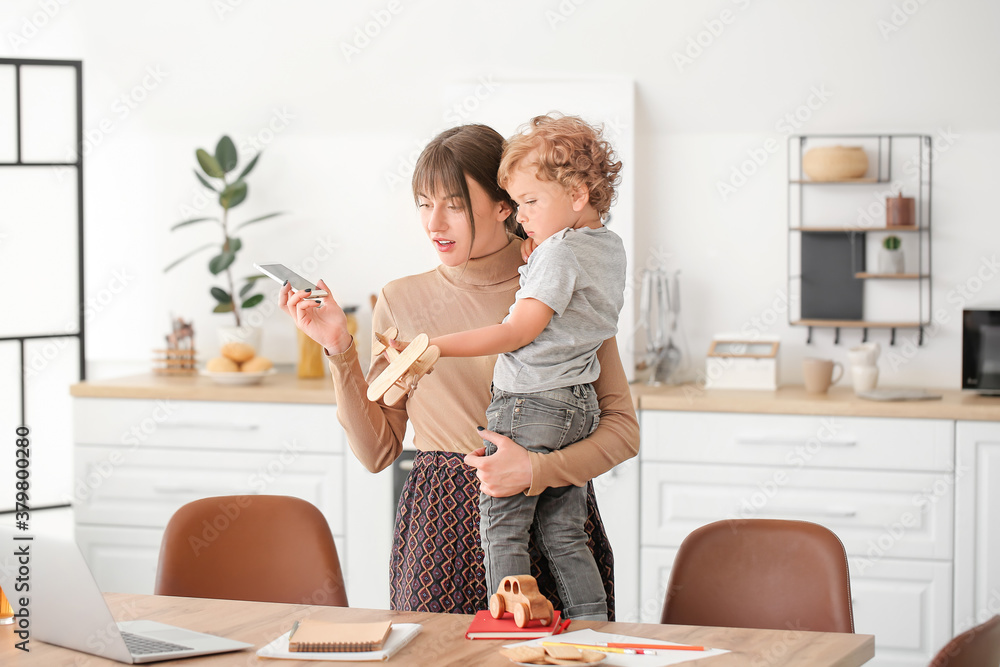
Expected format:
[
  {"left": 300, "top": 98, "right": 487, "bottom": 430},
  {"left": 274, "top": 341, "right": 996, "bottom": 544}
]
[
  {"left": 72, "top": 398, "right": 346, "bottom": 597},
  {"left": 639, "top": 411, "right": 955, "bottom": 667},
  {"left": 954, "top": 420, "right": 1000, "bottom": 634}
]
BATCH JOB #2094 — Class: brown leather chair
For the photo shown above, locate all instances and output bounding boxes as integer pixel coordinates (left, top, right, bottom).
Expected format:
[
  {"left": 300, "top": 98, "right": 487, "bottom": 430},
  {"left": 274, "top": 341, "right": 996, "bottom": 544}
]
[
  {"left": 660, "top": 519, "right": 853, "bottom": 633},
  {"left": 929, "top": 615, "right": 1000, "bottom": 667},
  {"left": 155, "top": 495, "right": 347, "bottom": 606}
]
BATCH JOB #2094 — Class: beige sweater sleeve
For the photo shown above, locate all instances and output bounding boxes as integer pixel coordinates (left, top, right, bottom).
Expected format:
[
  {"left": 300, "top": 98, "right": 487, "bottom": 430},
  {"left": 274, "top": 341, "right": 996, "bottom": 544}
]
[
  {"left": 525, "top": 336, "right": 640, "bottom": 495},
  {"left": 326, "top": 289, "right": 409, "bottom": 473}
]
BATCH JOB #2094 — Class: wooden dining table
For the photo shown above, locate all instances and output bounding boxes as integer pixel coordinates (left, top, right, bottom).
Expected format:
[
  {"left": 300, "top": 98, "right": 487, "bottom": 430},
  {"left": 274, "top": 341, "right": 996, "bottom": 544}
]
[{"left": 0, "top": 593, "right": 874, "bottom": 666}]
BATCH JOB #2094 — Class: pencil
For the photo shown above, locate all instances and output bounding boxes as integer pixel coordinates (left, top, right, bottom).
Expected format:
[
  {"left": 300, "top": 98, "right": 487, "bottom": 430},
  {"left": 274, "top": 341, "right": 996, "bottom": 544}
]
[
  {"left": 542, "top": 642, "right": 659, "bottom": 655},
  {"left": 607, "top": 642, "right": 706, "bottom": 651}
]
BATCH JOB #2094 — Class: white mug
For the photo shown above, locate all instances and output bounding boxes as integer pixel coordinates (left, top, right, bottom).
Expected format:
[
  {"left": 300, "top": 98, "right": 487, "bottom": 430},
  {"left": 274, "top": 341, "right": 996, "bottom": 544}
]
[{"left": 852, "top": 365, "right": 879, "bottom": 394}]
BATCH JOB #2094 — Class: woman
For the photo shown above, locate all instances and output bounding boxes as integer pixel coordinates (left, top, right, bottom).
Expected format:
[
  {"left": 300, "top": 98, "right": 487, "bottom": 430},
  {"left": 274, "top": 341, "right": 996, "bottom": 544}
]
[{"left": 280, "top": 124, "right": 639, "bottom": 617}]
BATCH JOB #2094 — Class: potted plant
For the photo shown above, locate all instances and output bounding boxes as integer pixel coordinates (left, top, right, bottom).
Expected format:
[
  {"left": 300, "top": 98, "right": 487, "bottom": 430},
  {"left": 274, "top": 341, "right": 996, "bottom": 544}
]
[
  {"left": 165, "top": 135, "right": 285, "bottom": 348},
  {"left": 878, "top": 235, "right": 905, "bottom": 274}
]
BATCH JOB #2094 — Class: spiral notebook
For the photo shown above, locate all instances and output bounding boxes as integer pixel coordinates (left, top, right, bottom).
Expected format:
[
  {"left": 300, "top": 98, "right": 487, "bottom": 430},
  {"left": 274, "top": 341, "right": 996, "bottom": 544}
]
[
  {"left": 289, "top": 619, "right": 392, "bottom": 652},
  {"left": 257, "top": 622, "right": 421, "bottom": 662}
]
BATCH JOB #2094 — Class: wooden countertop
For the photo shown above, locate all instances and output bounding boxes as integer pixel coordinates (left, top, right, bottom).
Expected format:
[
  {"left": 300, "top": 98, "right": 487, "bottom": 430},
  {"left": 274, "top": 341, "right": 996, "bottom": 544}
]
[
  {"left": 70, "top": 373, "right": 1000, "bottom": 421},
  {"left": 631, "top": 383, "right": 1000, "bottom": 421},
  {"left": 70, "top": 372, "right": 336, "bottom": 405}
]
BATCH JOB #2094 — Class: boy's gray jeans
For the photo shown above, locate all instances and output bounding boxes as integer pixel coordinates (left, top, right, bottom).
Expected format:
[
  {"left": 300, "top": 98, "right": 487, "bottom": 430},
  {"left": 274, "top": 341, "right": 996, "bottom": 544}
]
[{"left": 480, "top": 383, "right": 608, "bottom": 621}]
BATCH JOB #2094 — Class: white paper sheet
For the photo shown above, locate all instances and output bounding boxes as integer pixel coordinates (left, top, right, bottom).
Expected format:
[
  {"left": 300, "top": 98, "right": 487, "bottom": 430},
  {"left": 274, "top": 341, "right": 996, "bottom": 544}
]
[
  {"left": 257, "top": 623, "right": 421, "bottom": 661},
  {"left": 507, "top": 628, "right": 729, "bottom": 666}
]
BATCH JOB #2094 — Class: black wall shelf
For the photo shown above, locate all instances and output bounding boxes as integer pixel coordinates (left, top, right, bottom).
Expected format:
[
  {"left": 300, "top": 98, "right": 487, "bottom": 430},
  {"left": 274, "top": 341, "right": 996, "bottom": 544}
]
[{"left": 787, "top": 134, "right": 932, "bottom": 346}]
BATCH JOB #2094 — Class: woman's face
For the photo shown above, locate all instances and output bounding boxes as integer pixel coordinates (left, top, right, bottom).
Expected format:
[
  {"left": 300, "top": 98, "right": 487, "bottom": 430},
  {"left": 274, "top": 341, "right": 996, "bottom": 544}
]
[{"left": 417, "top": 176, "right": 512, "bottom": 267}]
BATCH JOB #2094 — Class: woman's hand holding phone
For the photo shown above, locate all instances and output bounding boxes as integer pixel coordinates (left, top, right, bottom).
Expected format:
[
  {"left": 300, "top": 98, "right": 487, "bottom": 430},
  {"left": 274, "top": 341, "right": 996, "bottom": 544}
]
[{"left": 279, "top": 279, "right": 354, "bottom": 355}]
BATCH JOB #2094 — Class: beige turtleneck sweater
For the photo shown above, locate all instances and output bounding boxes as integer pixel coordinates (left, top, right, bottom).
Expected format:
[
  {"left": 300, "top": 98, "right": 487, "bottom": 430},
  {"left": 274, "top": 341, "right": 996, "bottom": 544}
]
[{"left": 326, "top": 239, "right": 639, "bottom": 496}]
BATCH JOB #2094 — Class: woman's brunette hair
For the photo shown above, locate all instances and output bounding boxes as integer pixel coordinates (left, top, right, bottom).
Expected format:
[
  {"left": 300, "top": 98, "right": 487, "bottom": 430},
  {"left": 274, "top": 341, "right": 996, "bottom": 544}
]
[{"left": 411, "top": 124, "right": 522, "bottom": 253}]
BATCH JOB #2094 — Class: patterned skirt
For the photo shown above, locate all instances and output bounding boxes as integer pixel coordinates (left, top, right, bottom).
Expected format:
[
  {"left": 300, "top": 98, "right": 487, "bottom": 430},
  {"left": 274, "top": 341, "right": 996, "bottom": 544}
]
[{"left": 389, "top": 450, "right": 615, "bottom": 619}]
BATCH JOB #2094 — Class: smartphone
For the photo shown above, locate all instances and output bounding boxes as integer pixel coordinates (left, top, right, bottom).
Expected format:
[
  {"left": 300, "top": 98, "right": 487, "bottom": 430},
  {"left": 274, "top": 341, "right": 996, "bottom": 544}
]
[{"left": 253, "top": 263, "right": 329, "bottom": 298}]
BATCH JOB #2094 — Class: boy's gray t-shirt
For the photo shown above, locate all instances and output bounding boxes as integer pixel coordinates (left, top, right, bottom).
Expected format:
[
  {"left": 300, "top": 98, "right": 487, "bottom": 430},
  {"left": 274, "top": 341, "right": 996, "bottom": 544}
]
[{"left": 493, "top": 225, "right": 626, "bottom": 394}]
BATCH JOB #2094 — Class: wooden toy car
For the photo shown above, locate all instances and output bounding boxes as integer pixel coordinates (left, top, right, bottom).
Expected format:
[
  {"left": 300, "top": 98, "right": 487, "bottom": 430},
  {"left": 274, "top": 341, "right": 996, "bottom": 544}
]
[
  {"left": 367, "top": 327, "right": 440, "bottom": 406},
  {"left": 489, "top": 575, "right": 554, "bottom": 627}
]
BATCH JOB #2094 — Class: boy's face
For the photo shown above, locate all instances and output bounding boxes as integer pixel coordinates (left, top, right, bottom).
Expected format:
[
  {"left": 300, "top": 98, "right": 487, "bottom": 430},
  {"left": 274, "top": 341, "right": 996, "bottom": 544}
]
[{"left": 506, "top": 163, "right": 585, "bottom": 245}]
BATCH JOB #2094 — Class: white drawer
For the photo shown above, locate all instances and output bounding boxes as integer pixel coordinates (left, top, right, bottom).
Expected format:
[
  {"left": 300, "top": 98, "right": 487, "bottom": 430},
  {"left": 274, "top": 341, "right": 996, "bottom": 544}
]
[
  {"left": 641, "top": 547, "right": 952, "bottom": 667},
  {"left": 74, "top": 398, "right": 342, "bottom": 453},
  {"left": 640, "top": 411, "right": 953, "bottom": 472},
  {"left": 641, "top": 463, "right": 954, "bottom": 560},
  {"left": 74, "top": 446, "right": 345, "bottom": 535}
]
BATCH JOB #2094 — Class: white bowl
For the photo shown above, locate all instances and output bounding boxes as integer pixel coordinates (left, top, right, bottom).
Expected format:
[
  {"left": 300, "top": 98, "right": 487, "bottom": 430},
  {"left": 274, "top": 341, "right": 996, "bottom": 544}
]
[{"left": 199, "top": 368, "right": 277, "bottom": 386}]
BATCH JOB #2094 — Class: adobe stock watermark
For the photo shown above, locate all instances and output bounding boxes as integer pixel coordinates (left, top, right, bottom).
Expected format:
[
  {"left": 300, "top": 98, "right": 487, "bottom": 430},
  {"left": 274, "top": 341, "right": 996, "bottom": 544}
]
[
  {"left": 855, "top": 127, "right": 959, "bottom": 229},
  {"left": 443, "top": 76, "right": 498, "bottom": 126},
  {"left": 545, "top": 0, "right": 590, "bottom": 30},
  {"left": 6, "top": 0, "right": 73, "bottom": 53},
  {"left": 877, "top": 0, "right": 931, "bottom": 40},
  {"left": 212, "top": 0, "right": 248, "bottom": 20},
  {"left": 339, "top": 0, "right": 403, "bottom": 63},
  {"left": 854, "top": 462, "right": 968, "bottom": 574},
  {"left": 56, "top": 65, "right": 168, "bottom": 183},
  {"left": 727, "top": 418, "right": 846, "bottom": 530},
  {"left": 23, "top": 267, "right": 137, "bottom": 381},
  {"left": 716, "top": 84, "right": 833, "bottom": 202},
  {"left": 879, "top": 253, "right": 998, "bottom": 372},
  {"left": 62, "top": 399, "right": 177, "bottom": 505},
  {"left": 672, "top": 0, "right": 754, "bottom": 73},
  {"left": 176, "top": 107, "right": 294, "bottom": 221}
]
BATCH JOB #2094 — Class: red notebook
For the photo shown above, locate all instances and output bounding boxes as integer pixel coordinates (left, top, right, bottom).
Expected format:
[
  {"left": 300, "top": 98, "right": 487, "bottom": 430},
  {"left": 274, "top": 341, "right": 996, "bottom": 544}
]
[{"left": 465, "top": 610, "right": 565, "bottom": 640}]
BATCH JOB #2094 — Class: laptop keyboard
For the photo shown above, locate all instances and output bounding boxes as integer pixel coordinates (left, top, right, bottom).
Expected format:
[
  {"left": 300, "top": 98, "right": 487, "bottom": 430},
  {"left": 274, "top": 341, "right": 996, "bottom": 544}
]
[{"left": 121, "top": 631, "right": 194, "bottom": 656}]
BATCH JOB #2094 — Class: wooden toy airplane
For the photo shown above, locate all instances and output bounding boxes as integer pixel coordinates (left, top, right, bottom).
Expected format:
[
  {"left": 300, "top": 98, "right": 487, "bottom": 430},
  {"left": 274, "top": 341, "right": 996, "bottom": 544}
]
[{"left": 367, "top": 327, "right": 440, "bottom": 406}]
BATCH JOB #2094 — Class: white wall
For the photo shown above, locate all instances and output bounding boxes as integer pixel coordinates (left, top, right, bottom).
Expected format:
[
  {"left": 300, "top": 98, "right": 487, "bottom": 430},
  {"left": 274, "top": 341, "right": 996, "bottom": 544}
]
[{"left": 2, "top": 0, "right": 999, "bottom": 388}]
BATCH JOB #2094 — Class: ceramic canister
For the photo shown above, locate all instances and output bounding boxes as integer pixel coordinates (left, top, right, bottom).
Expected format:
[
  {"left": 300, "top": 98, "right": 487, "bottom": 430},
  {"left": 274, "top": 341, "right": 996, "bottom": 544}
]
[{"left": 886, "top": 192, "right": 915, "bottom": 227}]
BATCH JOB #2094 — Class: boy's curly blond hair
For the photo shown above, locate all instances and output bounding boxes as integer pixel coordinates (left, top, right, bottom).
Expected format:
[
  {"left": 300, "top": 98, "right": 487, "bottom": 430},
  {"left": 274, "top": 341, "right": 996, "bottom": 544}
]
[{"left": 498, "top": 113, "right": 622, "bottom": 218}]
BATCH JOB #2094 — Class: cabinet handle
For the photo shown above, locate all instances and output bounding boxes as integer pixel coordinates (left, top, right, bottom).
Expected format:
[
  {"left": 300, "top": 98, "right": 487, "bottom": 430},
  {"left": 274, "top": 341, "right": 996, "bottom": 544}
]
[
  {"left": 159, "top": 422, "right": 260, "bottom": 431},
  {"left": 397, "top": 460, "right": 414, "bottom": 472},
  {"left": 735, "top": 435, "right": 857, "bottom": 447},
  {"left": 753, "top": 507, "right": 858, "bottom": 519}
]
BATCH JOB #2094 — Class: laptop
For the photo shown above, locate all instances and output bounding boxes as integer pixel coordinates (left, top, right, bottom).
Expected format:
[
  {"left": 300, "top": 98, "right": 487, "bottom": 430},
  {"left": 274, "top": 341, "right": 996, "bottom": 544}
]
[{"left": 0, "top": 528, "right": 253, "bottom": 663}]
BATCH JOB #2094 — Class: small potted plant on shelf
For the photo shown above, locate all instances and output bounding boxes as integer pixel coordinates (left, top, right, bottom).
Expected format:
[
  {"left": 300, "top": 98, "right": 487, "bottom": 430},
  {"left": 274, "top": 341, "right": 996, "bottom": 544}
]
[
  {"left": 164, "top": 135, "right": 285, "bottom": 350},
  {"left": 878, "top": 235, "right": 905, "bottom": 274}
]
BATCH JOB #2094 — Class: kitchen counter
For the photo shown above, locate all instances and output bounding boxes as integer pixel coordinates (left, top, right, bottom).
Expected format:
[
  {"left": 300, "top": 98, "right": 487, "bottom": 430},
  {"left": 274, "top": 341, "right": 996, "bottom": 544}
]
[
  {"left": 70, "top": 372, "right": 336, "bottom": 404},
  {"left": 70, "top": 373, "right": 1000, "bottom": 421},
  {"left": 631, "top": 383, "right": 1000, "bottom": 421}
]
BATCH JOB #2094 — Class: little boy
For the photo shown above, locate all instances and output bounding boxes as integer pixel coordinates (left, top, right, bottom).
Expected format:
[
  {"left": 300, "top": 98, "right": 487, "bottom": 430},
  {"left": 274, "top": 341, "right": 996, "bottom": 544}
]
[{"left": 430, "top": 113, "right": 625, "bottom": 620}]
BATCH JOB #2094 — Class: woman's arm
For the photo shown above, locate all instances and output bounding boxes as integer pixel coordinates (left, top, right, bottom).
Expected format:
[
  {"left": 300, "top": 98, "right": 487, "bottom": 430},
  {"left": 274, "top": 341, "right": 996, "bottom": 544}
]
[
  {"left": 325, "top": 288, "right": 409, "bottom": 473},
  {"left": 524, "top": 336, "right": 639, "bottom": 494},
  {"left": 430, "top": 297, "right": 553, "bottom": 357},
  {"left": 467, "top": 335, "right": 639, "bottom": 497}
]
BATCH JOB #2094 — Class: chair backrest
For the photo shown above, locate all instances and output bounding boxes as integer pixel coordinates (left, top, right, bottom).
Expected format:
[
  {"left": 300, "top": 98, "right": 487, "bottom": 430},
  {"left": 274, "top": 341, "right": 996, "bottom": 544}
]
[
  {"left": 929, "top": 616, "right": 1000, "bottom": 667},
  {"left": 155, "top": 495, "right": 347, "bottom": 606},
  {"left": 660, "top": 519, "right": 853, "bottom": 633}
]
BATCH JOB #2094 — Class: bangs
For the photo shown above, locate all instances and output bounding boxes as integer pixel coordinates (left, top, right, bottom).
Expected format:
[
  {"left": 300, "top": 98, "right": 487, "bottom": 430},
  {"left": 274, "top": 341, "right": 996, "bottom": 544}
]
[{"left": 412, "top": 143, "right": 468, "bottom": 205}]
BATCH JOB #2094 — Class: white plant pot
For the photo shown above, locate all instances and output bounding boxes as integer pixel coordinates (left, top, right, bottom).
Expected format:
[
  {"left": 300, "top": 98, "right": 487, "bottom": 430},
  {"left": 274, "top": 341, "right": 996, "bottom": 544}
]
[
  {"left": 218, "top": 324, "right": 263, "bottom": 353},
  {"left": 878, "top": 248, "right": 905, "bottom": 274}
]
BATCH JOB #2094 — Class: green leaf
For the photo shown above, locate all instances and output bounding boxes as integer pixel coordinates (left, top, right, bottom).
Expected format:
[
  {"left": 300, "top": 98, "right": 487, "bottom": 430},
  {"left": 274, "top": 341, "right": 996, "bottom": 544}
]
[
  {"left": 170, "top": 217, "right": 219, "bottom": 231},
  {"left": 196, "top": 148, "right": 224, "bottom": 178},
  {"left": 210, "top": 287, "right": 231, "bottom": 304},
  {"left": 225, "top": 237, "right": 242, "bottom": 253},
  {"left": 234, "top": 211, "right": 286, "bottom": 231},
  {"left": 241, "top": 294, "right": 265, "bottom": 309},
  {"left": 194, "top": 170, "right": 218, "bottom": 192},
  {"left": 208, "top": 251, "right": 236, "bottom": 275},
  {"left": 236, "top": 152, "right": 260, "bottom": 181},
  {"left": 213, "top": 302, "right": 234, "bottom": 313},
  {"left": 239, "top": 282, "right": 257, "bottom": 298},
  {"left": 215, "top": 136, "right": 238, "bottom": 173},
  {"left": 219, "top": 181, "right": 248, "bottom": 210},
  {"left": 243, "top": 274, "right": 269, "bottom": 282},
  {"left": 164, "top": 243, "right": 216, "bottom": 272}
]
